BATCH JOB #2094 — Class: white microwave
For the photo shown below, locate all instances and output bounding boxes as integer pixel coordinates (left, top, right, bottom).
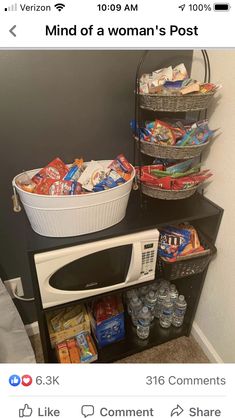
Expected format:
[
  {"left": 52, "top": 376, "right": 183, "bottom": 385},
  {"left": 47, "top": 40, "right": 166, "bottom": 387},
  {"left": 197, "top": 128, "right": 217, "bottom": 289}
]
[{"left": 34, "top": 229, "right": 159, "bottom": 308}]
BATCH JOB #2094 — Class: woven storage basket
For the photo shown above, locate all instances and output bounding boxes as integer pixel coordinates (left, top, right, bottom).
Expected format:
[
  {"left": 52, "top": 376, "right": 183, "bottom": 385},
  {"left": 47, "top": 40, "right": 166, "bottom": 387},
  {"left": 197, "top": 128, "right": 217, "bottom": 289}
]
[
  {"left": 141, "top": 183, "right": 198, "bottom": 200},
  {"left": 136, "top": 137, "right": 210, "bottom": 159},
  {"left": 139, "top": 91, "right": 215, "bottom": 112},
  {"left": 157, "top": 232, "right": 217, "bottom": 280}
]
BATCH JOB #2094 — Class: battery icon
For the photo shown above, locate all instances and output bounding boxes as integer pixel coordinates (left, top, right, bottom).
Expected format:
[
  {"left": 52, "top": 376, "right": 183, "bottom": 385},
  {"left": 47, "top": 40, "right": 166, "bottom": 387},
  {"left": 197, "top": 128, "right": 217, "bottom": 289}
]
[{"left": 213, "top": 3, "right": 230, "bottom": 10}]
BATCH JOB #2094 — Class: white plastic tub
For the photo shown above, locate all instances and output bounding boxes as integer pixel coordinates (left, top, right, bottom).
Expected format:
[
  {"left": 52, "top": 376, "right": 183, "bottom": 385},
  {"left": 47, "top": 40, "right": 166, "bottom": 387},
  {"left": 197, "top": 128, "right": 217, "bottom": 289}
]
[{"left": 12, "top": 161, "right": 135, "bottom": 238}]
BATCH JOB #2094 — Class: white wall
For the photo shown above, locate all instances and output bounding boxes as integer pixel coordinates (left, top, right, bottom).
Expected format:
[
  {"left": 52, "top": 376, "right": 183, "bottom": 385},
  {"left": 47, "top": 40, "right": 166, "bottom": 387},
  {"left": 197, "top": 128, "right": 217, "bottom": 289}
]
[{"left": 191, "top": 50, "right": 235, "bottom": 363}]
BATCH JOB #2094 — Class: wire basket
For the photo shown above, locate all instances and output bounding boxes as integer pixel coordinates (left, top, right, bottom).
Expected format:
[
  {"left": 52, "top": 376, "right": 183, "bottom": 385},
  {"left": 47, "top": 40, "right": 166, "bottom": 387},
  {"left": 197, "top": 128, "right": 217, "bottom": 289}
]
[
  {"left": 138, "top": 91, "right": 215, "bottom": 112},
  {"left": 135, "top": 137, "right": 210, "bottom": 160},
  {"left": 157, "top": 232, "right": 217, "bottom": 280},
  {"left": 141, "top": 183, "right": 198, "bottom": 200}
]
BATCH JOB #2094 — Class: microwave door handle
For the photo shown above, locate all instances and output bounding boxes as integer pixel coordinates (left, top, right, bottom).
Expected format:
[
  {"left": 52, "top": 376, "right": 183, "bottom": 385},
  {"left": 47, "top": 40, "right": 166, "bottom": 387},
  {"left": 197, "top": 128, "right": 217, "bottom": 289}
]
[{"left": 125, "top": 242, "right": 142, "bottom": 284}]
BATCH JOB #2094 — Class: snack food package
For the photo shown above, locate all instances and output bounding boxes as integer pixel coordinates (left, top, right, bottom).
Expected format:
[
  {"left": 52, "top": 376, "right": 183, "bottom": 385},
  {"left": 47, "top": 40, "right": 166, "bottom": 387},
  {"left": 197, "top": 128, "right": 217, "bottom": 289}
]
[
  {"left": 109, "top": 154, "right": 133, "bottom": 174},
  {"left": 146, "top": 120, "right": 177, "bottom": 145},
  {"left": 139, "top": 171, "right": 172, "bottom": 190},
  {"left": 32, "top": 157, "right": 69, "bottom": 185},
  {"left": 199, "top": 83, "right": 218, "bottom": 93},
  {"left": 158, "top": 226, "right": 192, "bottom": 260},
  {"left": 75, "top": 332, "right": 97, "bottom": 363},
  {"left": 77, "top": 161, "right": 106, "bottom": 191},
  {"left": 93, "top": 170, "right": 125, "bottom": 192},
  {"left": 172, "top": 63, "right": 188, "bottom": 81},
  {"left": 93, "top": 295, "right": 120, "bottom": 323},
  {"left": 180, "top": 82, "right": 200, "bottom": 95},
  {"left": 151, "top": 66, "right": 173, "bottom": 86},
  {"left": 66, "top": 338, "right": 81, "bottom": 363},
  {"left": 35, "top": 179, "right": 82, "bottom": 195},
  {"left": 16, "top": 172, "right": 36, "bottom": 193},
  {"left": 56, "top": 341, "right": 71, "bottom": 363},
  {"left": 64, "top": 158, "right": 84, "bottom": 181},
  {"left": 172, "top": 171, "right": 212, "bottom": 190}
]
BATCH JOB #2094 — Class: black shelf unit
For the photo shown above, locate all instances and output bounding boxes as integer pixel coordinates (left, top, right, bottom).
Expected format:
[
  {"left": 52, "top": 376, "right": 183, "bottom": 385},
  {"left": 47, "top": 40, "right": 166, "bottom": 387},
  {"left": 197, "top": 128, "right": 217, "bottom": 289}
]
[{"left": 27, "top": 191, "right": 223, "bottom": 363}]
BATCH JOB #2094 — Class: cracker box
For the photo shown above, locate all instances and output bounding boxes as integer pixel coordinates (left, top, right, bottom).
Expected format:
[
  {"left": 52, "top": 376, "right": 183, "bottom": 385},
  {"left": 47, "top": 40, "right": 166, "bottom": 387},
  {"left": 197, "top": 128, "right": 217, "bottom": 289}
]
[
  {"left": 89, "top": 295, "right": 125, "bottom": 348},
  {"left": 46, "top": 304, "right": 90, "bottom": 348}
]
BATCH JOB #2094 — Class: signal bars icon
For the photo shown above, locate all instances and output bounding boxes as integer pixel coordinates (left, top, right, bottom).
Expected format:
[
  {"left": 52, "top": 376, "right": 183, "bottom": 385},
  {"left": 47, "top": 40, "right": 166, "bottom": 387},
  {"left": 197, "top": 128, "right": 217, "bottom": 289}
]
[{"left": 5, "top": 3, "right": 17, "bottom": 11}]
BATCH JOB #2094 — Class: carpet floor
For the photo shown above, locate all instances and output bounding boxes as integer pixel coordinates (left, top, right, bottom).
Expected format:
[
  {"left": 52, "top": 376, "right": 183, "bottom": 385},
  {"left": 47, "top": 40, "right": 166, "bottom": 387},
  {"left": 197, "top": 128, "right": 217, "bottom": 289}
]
[{"left": 30, "top": 334, "right": 209, "bottom": 363}]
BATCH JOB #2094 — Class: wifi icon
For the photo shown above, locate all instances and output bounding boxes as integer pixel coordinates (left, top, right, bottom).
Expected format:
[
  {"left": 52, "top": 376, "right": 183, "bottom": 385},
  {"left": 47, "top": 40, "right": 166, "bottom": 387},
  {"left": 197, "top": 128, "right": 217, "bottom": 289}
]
[{"left": 54, "top": 3, "right": 65, "bottom": 11}]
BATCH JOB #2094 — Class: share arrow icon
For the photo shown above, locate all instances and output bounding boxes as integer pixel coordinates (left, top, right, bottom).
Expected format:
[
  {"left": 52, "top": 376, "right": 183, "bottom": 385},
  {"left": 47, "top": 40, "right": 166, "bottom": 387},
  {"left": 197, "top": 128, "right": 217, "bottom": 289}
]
[
  {"left": 171, "top": 404, "right": 184, "bottom": 417},
  {"left": 179, "top": 4, "right": 186, "bottom": 11}
]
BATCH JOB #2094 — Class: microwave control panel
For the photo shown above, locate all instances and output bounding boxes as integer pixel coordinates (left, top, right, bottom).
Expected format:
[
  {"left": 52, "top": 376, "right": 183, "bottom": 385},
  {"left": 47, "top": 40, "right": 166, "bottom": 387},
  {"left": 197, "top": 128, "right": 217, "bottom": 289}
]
[{"left": 140, "top": 241, "right": 158, "bottom": 276}]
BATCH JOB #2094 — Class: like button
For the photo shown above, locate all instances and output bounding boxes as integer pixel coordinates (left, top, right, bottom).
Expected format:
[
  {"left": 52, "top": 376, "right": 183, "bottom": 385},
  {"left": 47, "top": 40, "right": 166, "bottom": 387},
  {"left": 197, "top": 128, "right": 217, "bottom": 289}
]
[{"left": 19, "top": 404, "right": 33, "bottom": 417}]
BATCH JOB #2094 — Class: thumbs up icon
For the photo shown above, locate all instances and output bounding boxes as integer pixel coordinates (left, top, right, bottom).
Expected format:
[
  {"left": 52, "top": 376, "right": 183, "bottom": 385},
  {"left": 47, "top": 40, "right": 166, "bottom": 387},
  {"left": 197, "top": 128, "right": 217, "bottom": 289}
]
[{"left": 19, "top": 404, "right": 33, "bottom": 417}]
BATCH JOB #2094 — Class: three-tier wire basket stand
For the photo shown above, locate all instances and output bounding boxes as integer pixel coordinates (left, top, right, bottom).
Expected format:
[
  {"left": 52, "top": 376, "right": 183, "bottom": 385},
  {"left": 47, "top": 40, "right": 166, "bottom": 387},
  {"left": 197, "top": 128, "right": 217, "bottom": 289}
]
[{"left": 133, "top": 50, "right": 215, "bottom": 201}]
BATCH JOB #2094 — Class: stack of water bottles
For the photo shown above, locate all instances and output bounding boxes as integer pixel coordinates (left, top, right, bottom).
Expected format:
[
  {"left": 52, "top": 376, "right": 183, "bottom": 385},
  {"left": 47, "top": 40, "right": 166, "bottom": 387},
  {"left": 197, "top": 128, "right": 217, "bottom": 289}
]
[{"left": 125, "top": 280, "right": 187, "bottom": 340}]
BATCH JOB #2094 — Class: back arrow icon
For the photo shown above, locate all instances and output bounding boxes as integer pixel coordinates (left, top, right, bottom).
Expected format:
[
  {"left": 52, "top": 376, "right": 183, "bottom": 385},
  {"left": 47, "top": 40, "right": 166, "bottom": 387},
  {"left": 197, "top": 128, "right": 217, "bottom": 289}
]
[{"left": 9, "top": 25, "right": 16, "bottom": 37}]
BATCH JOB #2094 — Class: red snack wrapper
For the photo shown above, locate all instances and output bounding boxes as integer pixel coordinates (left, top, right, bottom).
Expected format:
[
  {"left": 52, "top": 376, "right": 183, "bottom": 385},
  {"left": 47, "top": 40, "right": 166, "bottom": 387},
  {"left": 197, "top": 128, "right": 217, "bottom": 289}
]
[
  {"left": 135, "top": 165, "right": 164, "bottom": 178},
  {"left": 93, "top": 295, "right": 119, "bottom": 323},
  {"left": 35, "top": 179, "right": 82, "bottom": 195},
  {"left": 110, "top": 154, "right": 132, "bottom": 174},
  {"left": 32, "top": 157, "right": 69, "bottom": 185},
  {"left": 116, "top": 154, "right": 132, "bottom": 173},
  {"left": 140, "top": 172, "right": 172, "bottom": 190},
  {"left": 200, "top": 83, "right": 216, "bottom": 94},
  {"left": 172, "top": 171, "right": 212, "bottom": 190}
]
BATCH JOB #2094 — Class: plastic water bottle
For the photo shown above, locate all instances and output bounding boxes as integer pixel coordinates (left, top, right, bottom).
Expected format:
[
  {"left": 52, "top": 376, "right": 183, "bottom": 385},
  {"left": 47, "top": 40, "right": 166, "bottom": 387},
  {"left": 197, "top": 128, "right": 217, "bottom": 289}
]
[
  {"left": 129, "top": 297, "right": 143, "bottom": 326},
  {"left": 159, "top": 295, "right": 173, "bottom": 328},
  {"left": 169, "top": 283, "right": 179, "bottom": 305},
  {"left": 125, "top": 289, "right": 138, "bottom": 305},
  {"left": 137, "top": 307, "right": 152, "bottom": 340},
  {"left": 172, "top": 295, "right": 187, "bottom": 327},
  {"left": 159, "top": 279, "right": 171, "bottom": 291},
  {"left": 138, "top": 285, "right": 149, "bottom": 301},
  {"left": 154, "top": 287, "right": 167, "bottom": 319},
  {"left": 144, "top": 291, "right": 157, "bottom": 321},
  {"left": 127, "top": 296, "right": 142, "bottom": 315},
  {"left": 149, "top": 281, "right": 160, "bottom": 293}
]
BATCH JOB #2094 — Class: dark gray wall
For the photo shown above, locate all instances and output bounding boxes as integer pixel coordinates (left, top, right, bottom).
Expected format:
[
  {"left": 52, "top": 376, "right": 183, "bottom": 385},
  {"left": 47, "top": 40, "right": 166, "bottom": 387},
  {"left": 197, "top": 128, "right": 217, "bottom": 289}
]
[{"left": 0, "top": 50, "right": 193, "bottom": 323}]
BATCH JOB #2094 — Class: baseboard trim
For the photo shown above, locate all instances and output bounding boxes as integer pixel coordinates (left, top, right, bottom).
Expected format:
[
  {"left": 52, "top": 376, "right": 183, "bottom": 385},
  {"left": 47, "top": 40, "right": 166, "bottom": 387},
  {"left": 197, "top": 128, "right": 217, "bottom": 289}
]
[
  {"left": 192, "top": 322, "right": 223, "bottom": 363},
  {"left": 25, "top": 321, "right": 39, "bottom": 337}
]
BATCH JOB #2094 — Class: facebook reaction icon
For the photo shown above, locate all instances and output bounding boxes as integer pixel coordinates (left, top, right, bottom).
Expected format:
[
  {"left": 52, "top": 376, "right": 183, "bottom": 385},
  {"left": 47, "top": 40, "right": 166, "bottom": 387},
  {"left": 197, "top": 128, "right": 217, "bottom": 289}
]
[{"left": 9, "top": 374, "right": 21, "bottom": 387}]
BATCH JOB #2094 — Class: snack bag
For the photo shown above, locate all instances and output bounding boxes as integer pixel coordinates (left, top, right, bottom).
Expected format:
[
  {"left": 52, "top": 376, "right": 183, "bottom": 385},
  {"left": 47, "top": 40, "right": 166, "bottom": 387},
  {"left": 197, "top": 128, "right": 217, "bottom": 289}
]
[
  {"left": 77, "top": 161, "right": 106, "bottom": 191},
  {"left": 172, "top": 170, "right": 212, "bottom": 190},
  {"left": 64, "top": 158, "right": 84, "bottom": 181},
  {"left": 172, "top": 63, "right": 188, "bottom": 81},
  {"left": 151, "top": 66, "right": 173, "bottom": 86},
  {"left": 199, "top": 83, "right": 218, "bottom": 93},
  {"left": 109, "top": 154, "right": 133, "bottom": 174},
  {"left": 178, "top": 225, "right": 204, "bottom": 256},
  {"left": 66, "top": 338, "right": 81, "bottom": 363},
  {"left": 158, "top": 226, "right": 191, "bottom": 260},
  {"left": 146, "top": 120, "right": 176, "bottom": 145},
  {"left": 35, "top": 179, "right": 82, "bottom": 195},
  {"left": 93, "top": 170, "right": 125, "bottom": 192},
  {"left": 32, "top": 157, "right": 69, "bottom": 185},
  {"left": 16, "top": 172, "right": 36, "bottom": 193},
  {"left": 76, "top": 332, "right": 97, "bottom": 363},
  {"left": 56, "top": 342, "right": 70, "bottom": 363}
]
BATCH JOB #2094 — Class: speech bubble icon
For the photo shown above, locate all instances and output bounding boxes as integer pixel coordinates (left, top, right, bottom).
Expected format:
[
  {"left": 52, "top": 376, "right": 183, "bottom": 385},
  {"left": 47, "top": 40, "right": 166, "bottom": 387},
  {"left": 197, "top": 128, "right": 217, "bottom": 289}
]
[{"left": 81, "top": 405, "right": 95, "bottom": 418}]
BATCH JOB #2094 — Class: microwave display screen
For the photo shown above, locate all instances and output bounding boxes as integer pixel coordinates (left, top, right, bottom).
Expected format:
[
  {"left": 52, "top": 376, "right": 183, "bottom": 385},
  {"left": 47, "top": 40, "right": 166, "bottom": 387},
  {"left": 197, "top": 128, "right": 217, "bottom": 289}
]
[{"left": 49, "top": 244, "right": 132, "bottom": 291}]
